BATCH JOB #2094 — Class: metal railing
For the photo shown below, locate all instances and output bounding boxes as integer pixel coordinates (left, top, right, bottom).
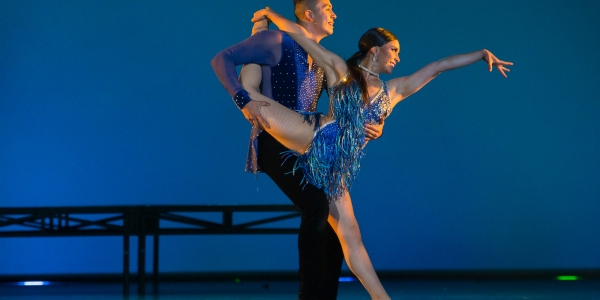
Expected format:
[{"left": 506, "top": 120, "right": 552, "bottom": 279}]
[{"left": 0, "top": 205, "right": 300, "bottom": 295}]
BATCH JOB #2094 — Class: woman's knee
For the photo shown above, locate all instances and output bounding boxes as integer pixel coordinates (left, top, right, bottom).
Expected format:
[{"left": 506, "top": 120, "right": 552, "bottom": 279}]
[{"left": 339, "top": 222, "right": 363, "bottom": 246}]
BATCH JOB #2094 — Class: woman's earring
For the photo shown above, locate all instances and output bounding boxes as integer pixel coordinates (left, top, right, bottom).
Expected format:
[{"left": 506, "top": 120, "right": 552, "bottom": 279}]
[{"left": 372, "top": 54, "right": 377, "bottom": 63}]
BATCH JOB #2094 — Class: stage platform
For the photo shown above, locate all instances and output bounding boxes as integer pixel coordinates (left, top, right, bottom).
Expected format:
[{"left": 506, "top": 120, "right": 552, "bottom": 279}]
[
  {"left": 3, "top": 206, "right": 599, "bottom": 299},
  {"left": 1, "top": 278, "right": 599, "bottom": 299}
]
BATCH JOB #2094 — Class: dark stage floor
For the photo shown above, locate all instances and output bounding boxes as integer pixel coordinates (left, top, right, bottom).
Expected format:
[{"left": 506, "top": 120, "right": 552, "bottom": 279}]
[{"left": 1, "top": 279, "right": 599, "bottom": 300}]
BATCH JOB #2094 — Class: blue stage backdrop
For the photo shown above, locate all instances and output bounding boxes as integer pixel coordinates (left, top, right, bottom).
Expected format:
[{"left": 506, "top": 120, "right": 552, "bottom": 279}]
[{"left": 1, "top": 0, "right": 599, "bottom": 275}]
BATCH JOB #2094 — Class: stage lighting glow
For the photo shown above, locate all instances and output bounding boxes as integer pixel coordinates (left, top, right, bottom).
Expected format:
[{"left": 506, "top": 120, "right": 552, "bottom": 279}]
[
  {"left": 338, "top": 277, "right": 357, "bottom": 282},
  {"left": 18, "top": 281, "right": 50, "bottom": 286},
  {"left": 556, "top": 275, "right": 579, "bottom": 281}
]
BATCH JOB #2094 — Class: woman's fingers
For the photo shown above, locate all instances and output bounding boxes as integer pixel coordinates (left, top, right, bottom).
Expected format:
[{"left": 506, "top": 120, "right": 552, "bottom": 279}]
[
  {"left": 251, "top": 10, "right": 266, "bottom": 22},
  {"left": 497, "top": 65, "right": 510, "bottom": 78},
  {"left": 493, "top": 60, "right": 512, "bottom": 78}
]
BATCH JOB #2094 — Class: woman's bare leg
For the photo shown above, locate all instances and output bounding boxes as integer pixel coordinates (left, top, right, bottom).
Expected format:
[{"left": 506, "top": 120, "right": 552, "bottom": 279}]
[
  {"left": 328, "top": 191, "right": 390, "bottom": 300},
  {"left": 254, "top": 94, "right": 317, "bottom": 153},
  {"left": 239, "top": 64, "right": 326, "bottom": 153}
]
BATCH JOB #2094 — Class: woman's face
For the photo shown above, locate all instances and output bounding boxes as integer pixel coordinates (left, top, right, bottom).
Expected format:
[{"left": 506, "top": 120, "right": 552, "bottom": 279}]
[{"left": 375, "top": 40, "right": 400, "bottom": 74}]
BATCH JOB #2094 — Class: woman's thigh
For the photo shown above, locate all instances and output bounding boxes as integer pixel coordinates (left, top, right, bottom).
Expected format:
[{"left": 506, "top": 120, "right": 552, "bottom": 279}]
[{"left": 254, "top": 96, "right": 316, "bottom": 153}]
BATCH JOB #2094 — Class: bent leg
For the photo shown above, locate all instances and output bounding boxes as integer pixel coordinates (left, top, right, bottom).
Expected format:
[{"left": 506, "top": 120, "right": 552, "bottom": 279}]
[
  {"left": 328, "top": 192, "right": 390, "bottom": 300},
  {"left": 247, "top": 90, "right": 330, "bottom": 154}
]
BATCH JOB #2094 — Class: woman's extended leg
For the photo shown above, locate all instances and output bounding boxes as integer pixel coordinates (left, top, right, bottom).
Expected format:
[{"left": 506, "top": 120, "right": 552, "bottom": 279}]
[{"left": 328, "top": 192, "right": 390, "bottom": 300}]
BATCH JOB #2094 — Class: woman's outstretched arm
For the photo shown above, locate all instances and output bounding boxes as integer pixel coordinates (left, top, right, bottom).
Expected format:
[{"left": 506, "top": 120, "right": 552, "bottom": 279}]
[
  {"left": 252, "top": 8, "right": 347, "bottom": 87},
  {"left": 388, "top": 49, "right": 513, "bottom": 106},
  {"left": 252, "top": 7, "right": 310, "bottom": 36}
]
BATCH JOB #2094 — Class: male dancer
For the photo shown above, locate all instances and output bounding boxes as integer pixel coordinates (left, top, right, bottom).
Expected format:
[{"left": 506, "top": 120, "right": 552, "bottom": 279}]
[{"left": 211, "top": 1, "right": 383, "bottom": 298}]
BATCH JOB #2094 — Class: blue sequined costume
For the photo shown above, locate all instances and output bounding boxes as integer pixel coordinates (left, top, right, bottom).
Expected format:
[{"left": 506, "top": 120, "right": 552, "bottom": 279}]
[{"left": 294, "top": 75, "right": 393, "bottom": 201}]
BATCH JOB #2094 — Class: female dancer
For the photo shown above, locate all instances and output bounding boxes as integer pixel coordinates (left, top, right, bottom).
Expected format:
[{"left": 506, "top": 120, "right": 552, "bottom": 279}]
[{"left": 216, "top": 8, "right": 512, "bottom": 299}]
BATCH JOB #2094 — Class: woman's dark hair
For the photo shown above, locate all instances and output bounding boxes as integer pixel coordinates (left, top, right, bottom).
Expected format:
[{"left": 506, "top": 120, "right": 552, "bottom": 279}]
[{"left": 345, "top": 28, "right": 398, "bottom": 104}]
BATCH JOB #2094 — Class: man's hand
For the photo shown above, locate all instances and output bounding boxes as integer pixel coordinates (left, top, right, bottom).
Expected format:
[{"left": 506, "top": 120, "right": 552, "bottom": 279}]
[
  {"left": 364, "top": 120, "right": 384, "bottom": 141},
  {"left": 242, "top": 100, "right": 271, "bottom": 129}
]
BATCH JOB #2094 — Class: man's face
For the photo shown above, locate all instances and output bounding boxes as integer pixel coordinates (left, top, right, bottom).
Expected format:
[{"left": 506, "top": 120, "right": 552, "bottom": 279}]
[{"left": 310, "top": 0, "right": 337, "bottom": 37}]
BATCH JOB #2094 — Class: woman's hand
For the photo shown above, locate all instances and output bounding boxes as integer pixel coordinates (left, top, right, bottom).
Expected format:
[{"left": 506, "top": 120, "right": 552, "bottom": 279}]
[
  {"left": 251, "top": 7, "right": 274, "bottom": 23},
  {"left": 482, "top": 49, "right": 513, "bottom": 78}
]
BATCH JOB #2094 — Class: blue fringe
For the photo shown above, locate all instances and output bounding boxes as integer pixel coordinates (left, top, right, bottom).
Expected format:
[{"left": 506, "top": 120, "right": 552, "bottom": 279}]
[
  {"left": 288, "top": 82, "right": 366, "bottom": 201},
  {"left": 299, "top": 111, "right": 323, "bottom": 131}
]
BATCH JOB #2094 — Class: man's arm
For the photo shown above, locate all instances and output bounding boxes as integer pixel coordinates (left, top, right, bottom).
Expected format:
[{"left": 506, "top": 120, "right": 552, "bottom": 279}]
[
  {"left": 211, "top": 30, "right": 283, "bottom": 109},
  {"left": 364, "top": 120, "right": 384, "bottom": 141},
  {"left": 236, "top": 18, "right": 273, "bottom": 128}
]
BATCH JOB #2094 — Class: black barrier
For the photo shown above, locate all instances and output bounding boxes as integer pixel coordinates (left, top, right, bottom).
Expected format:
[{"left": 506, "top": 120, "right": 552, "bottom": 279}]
[{"left": 0, "top": 205, "right": 300, "bottom": 296}]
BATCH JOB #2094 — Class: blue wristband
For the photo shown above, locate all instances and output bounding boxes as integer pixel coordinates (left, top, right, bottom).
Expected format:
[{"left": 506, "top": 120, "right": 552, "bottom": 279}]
[{"left": 233, "top": 90, "right": 252, "bottom": 109}]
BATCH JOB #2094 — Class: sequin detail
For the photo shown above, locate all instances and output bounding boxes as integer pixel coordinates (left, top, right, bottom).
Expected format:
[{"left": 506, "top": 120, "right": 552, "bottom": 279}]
[
  {"left": 267, "top": 34, "right": 298, "bottom": 110},
  {"left": 294, "top": 42, "right": 325, "bottom": 112},
  {"left": 364, "top": 81, "right": 392, "bottom": 123},
  {"left": 292, "top": 80, "right": 393, "bottom": 201},
  {"left": 292, "top": 82, "right": 367, "bottom": 201}
]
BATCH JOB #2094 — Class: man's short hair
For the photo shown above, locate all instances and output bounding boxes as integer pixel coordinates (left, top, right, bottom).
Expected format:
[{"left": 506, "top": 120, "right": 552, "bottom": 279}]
[{"left": 293, "top": 0, "right": 318, "bottom": 22}]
